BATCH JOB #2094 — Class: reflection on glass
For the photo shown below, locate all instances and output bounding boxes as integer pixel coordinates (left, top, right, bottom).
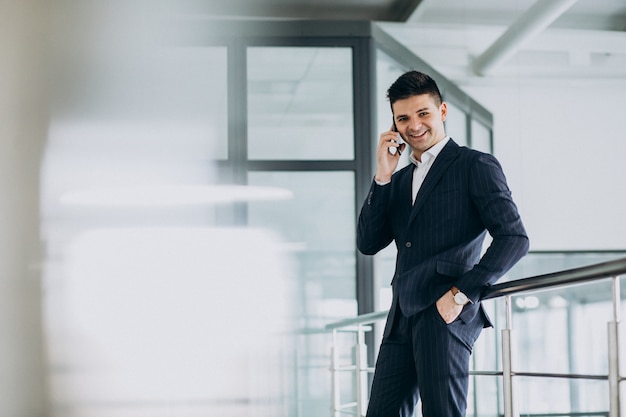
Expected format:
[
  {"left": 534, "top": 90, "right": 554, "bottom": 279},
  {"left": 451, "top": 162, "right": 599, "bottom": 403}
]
[
  {"left": 247, "top": 47, "right": 354, "bottom": 160},
  {"left": 471, "top": 119, "right": 492, "bottom": 153}
]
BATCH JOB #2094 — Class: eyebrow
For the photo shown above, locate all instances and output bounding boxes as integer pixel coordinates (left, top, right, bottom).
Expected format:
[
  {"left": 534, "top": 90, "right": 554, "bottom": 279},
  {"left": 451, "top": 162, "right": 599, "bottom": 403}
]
[{"left": 395, "top": 107, "right": 430, "bottom": 119}]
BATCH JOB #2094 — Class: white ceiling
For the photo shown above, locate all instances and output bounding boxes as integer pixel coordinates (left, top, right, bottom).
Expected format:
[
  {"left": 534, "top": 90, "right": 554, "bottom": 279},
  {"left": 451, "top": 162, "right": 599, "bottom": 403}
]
[
  {"left": 195, "top": 0, "right": 626, "bottom": 83},
  {"left": 381, "top": 0, "right": 626, "bottom": 83}
]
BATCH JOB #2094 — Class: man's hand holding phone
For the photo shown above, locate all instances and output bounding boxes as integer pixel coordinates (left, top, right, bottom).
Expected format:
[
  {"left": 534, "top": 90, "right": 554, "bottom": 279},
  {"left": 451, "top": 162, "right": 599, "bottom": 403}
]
[
  {"left": 388, "top": 123, "right": 403, "bottom": 156},
  {"left": 375, "top": 123, "right": 406, "bottom": 183}
]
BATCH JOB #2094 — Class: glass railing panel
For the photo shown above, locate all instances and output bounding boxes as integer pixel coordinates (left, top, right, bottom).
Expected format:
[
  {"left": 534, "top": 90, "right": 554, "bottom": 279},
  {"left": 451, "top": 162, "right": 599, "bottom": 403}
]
[
  {"left": 512, "top": 280, "right": 612, "bottom": 377},
  {"left": 295, "top": 331, "right": 334, "bottom": 417},
  {"left": 467, "top": 374, "right": 503, "bottom": 417},
  {"left": 326, "top": 253, "right": 626, "bottom": 417},
  {"left": 516, "top": 376, "right": 609, "bottom": 416},
  {"left": 466, "top": 252, "right": 626, "bottom": 416},
  {"left": 248, "top": 170, "right": 357, "bottom": 417}
]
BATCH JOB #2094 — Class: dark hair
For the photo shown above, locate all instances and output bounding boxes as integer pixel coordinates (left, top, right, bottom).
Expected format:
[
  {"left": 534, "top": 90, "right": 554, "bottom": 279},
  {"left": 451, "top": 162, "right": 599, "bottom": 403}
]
[{"left": 386, "top": 71, "right": 443, "bottom": 107}]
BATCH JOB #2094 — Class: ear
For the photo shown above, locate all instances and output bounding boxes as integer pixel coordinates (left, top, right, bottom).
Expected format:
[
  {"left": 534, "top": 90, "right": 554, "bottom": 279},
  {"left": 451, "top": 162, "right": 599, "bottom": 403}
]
[{"left": 440, "top": 102, "right": 448, "bottom": 122}]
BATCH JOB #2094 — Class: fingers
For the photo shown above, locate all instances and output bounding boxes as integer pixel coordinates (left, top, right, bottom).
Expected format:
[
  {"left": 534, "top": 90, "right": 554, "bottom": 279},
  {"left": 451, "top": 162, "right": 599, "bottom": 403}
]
[
  {"left": 390, "top": 141, "right": 406, "bottom": 156},
  {"left": 380, "top": 129, "right": 402, "bottom": 156},
  {"left": 375, "top": 129, "right": 404, "bottom": 182},
  {"left": 436, "top": 292, "right": 463, "bottom": 324}
]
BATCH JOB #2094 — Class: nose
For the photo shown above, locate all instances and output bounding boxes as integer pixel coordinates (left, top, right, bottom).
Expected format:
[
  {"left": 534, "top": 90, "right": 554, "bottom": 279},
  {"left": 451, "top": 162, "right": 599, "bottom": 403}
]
[{"left": 408, "top": 119, "right": 422, "bottom": 131}]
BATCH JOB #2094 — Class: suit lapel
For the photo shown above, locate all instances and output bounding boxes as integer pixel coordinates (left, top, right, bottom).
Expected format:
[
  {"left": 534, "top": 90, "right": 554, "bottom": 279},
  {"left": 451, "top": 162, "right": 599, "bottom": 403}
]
[
  {"left": 408, "top": 139, "right": 460, "bottom": 225},
  {"left": 396, "top": 164, "right": 414, "bottom": 207}
]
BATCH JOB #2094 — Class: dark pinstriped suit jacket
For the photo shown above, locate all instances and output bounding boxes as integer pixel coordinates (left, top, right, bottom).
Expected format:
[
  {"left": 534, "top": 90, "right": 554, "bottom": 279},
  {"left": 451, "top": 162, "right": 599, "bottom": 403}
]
[{"left": 358, "top": 139, "right": 529, "bottom": 336}]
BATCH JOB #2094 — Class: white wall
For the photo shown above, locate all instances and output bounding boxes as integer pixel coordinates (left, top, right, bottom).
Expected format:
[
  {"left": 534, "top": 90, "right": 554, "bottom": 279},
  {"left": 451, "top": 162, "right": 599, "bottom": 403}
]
[
  {"left": 463, "top": 79, "right": 626, "bottom": 251},
  {"left": 0, "top": 0, "right": 50, "bottom": 416}
]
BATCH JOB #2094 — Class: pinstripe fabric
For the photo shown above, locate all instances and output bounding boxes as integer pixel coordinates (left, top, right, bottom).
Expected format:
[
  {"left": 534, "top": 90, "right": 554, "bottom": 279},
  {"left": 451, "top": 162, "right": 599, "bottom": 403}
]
[
  {"left": 366, "top": 305, "right": 482, "bottom": 417},
  {"left": 357, "top": 139, "right": 529, "bottom": 417}
]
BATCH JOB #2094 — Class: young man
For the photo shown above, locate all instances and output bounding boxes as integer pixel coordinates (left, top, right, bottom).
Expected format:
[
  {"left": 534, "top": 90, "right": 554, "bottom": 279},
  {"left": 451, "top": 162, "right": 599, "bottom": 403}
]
[{"left": 357, "top": 71, "right": 529, "bottom": 417}]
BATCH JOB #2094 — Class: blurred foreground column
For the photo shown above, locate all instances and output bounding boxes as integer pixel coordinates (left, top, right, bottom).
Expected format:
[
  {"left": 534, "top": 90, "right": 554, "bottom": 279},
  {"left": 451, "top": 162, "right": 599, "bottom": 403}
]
[{"left": 0, "top": 0, "right": 50, "bottom": 416}]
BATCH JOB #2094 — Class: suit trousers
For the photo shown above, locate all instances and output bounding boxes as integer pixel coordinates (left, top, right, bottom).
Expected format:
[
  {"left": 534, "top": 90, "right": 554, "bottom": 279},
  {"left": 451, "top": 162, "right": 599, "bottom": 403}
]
[{"left": 365, "top": 303, "right": 483, "bottom": 417}]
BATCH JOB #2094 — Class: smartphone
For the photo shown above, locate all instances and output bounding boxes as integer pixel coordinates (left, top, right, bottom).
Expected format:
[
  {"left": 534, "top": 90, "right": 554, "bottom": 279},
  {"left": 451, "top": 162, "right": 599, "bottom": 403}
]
[{"left": 389, "top": 120, "right": 402, "bottom": 155}]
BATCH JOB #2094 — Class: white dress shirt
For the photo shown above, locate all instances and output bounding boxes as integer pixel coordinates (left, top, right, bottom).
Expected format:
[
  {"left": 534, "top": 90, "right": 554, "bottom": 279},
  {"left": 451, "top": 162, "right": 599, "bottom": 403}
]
[{"left": 409, "top": 137, "right": 450, "bottom": 203}]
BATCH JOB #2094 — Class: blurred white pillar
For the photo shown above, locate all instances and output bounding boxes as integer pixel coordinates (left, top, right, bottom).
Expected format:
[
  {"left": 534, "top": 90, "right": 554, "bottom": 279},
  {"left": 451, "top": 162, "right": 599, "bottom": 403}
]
[{"left": 0, "top": 0, "right": 50, "bottom": 416}]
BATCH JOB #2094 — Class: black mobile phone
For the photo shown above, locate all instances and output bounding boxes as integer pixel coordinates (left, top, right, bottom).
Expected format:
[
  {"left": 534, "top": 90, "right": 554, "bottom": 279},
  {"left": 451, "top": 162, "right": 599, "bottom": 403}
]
[{"left": 390, "top": 120, "right": 402, "bottom": 155}]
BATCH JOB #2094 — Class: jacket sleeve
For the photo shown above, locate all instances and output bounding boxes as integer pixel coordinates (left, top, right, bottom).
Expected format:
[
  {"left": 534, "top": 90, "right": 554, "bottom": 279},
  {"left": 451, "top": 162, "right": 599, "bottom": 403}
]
[
  {"left": 455, "top": 153, "right": 529, "bottom": 302},
  {"left": 356, "top": 179, "right": 394, "bottom": 255}
]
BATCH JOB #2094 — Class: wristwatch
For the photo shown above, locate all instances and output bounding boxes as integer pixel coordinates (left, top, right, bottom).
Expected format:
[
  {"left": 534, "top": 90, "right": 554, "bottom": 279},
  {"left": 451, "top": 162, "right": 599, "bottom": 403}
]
[{"left": 451, "top": 286, "right": 472, "bottom": 305}]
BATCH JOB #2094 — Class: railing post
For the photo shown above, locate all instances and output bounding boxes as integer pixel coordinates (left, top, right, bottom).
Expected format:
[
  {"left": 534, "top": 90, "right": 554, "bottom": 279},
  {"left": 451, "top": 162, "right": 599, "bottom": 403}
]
[
  {"left": 355, "top": 324, "right": 369, "bottom": 417},
  {"left": 502, "top": 295, "right": 519, "bottom": 417},
  {"left": 330, "top": 329, "right": 340, "bottom": 417},
  {"left": 608, "top": 276, "right": 621, "bottom": 417}
]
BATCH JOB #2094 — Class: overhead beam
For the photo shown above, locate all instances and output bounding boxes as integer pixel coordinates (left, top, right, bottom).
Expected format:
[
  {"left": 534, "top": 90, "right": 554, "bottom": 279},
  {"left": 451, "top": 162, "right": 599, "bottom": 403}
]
[
  {"left": 171, "top": 0, "right": 425, "bottom": 22},
  {"left": 406, "top": 0, "right": 434, "bottom": 23},
  {"left": 473, "top": 0, "right": 578, "bottom": 76},
  {"left": 388, "top": 0, "right": 426, "bottom": 22}
]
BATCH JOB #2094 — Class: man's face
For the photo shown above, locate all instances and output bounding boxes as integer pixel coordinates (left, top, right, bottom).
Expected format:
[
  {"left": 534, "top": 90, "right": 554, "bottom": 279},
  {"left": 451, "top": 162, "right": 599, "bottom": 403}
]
[{"left": 392, "top": 94, "right": 447, "bottom": 161}]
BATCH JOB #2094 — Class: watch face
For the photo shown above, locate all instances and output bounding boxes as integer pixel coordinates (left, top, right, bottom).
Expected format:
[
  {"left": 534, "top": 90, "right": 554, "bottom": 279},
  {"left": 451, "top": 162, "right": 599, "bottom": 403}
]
[{"left": 454, "top": 292, "right": 468, "bottom": 305}]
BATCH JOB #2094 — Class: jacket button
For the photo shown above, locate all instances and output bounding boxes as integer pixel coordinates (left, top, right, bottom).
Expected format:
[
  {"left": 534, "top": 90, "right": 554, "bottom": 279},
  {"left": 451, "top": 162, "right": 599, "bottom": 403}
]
[{"left": 405, "top": 242, "right": 412, "bottom": 248}]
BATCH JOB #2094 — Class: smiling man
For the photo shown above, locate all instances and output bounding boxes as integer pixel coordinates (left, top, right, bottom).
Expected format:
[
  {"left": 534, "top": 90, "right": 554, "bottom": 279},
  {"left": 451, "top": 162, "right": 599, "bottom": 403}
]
[{"left": 357, "top": 71, "right": 529, "bottom": 417}]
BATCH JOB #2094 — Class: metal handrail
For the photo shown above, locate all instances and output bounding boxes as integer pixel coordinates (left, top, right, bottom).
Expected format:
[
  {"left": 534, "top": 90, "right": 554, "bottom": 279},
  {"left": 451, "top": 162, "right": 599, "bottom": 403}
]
[
  {"left": 326, "top": 310, "right": 387, "bottom": 330},
  {"left": 482, "top": 257, "right": 626, "bottom": 299},
  {"left": 326, "top": 256, "right": 626, "bottom": 417}
]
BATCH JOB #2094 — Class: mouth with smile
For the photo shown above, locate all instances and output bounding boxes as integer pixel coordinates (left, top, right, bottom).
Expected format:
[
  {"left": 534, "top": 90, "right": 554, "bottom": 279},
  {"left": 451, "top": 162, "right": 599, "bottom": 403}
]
[{"left": 408, "top": 129, "right": 429, "bottom": 141}]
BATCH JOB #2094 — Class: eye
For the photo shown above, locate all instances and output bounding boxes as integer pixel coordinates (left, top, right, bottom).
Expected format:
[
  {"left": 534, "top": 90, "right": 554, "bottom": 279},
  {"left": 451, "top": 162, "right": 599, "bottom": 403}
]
[{"left": 419, "top": 112, "right": 429, "bottom": 117}]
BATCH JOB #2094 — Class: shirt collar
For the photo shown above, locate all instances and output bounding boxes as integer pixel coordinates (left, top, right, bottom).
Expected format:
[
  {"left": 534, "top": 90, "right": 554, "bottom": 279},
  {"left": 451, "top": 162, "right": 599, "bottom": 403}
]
[{"left": 409, "top": 136, "right": 450, "bottom": 166}]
